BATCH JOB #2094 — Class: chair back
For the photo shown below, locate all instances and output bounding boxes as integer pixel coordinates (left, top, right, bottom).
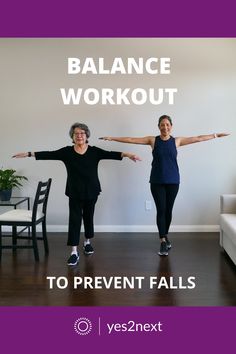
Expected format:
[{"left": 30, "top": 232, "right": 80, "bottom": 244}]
[{"left": 32, "top": 179, "right": 52, "bottom": 222}]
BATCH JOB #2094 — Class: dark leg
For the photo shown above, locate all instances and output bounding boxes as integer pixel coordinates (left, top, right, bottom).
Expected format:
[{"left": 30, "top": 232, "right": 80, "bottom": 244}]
[
  {"left": 150, "top": 184, "right": 167, "bottom": 238},
  {"left": 67, "top": 198, "right": 83, "bottom": 246},
  {"left": 42, "top": 219, "right": 49, "bottom": 254},
  {"left": 12, "top": 226, "right": 17, "bottom": 253},
  {"left": 32, "top": 225, "right": 39, "bottom": 261},
  {"left": 12, "top": 226, "right": 17, "bottom": 244},
  {"left": 82, "top": 197, "right": 98, "bottom": 239},
  {"left": 165, "top": 184, "right": 179, "bottom": 235}
]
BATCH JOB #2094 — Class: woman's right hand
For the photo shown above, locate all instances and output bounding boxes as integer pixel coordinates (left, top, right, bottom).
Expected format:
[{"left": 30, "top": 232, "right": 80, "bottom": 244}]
[{"left": 12, "top": 152, "right": 29, "bottom": 158}]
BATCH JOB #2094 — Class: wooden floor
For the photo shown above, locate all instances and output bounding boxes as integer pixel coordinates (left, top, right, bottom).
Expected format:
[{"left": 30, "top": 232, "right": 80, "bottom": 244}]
[{"left": 0, "top": 232, "right": 235, "bottom": 306}]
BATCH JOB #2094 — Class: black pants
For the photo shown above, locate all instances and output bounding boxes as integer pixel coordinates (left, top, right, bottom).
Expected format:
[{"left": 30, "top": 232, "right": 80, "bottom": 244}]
[
  {"left": 67, "top": 197, "right": 98, "bottom": 246},
  {"left": 150, "top": 184, "right": 179, "bottom": 238}
]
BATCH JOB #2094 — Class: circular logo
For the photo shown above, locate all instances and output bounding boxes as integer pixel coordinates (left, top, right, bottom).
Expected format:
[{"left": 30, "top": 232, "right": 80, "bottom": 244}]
[{"left": 74, "top": 317, "right": 92, "bottom": 335}]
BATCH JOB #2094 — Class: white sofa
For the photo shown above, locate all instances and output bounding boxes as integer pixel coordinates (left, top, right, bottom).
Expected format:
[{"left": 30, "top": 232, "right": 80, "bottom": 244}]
[{"left": 220, "top": 194, "right": 236, "bottom": 265}]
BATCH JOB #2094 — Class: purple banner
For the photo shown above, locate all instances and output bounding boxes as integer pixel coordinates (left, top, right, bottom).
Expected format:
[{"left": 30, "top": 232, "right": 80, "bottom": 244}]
[
  {"left": 0, "top": 0, "right": 236, "bottom": 37},
  {"left": 1, "top": 306, "right": 235, "bottom": 353}
]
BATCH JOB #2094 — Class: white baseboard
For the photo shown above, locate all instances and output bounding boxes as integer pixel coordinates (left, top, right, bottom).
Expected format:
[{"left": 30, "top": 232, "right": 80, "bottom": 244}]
[
  {"left": 2, "top": 224, "right": 220, "bottom": 233},
  {"left": 47, "top": 224, "right": 220, "bottom": 232}
]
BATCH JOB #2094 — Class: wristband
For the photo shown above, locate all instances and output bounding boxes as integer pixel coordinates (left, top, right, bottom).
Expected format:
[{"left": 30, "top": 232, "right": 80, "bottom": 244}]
[
  {"left": 214, "top": 134, "right": 217, "bottom": 138},
  {"left": 28, "top": 152, "right": 32, "bottom": 157}
]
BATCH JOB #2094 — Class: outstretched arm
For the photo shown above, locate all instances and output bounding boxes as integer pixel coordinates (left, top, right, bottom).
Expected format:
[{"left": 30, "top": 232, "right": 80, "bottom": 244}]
[
  {"left": 12, "top": 152, "right": 35, "bottom": 158},
  {"left": 176, "top": 133, "right": 230, "bottom": 147},
  {"left": 13, "top": 148, "right": 66, "bottom": 161},
  {"left": 99, "top": 136, "right": 155, "bottom": 147}
]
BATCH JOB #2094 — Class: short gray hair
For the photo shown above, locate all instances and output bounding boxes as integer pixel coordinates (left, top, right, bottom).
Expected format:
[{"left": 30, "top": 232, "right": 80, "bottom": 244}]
[{"left": 69, "top": 123, "right": 91, "bottom": 142}]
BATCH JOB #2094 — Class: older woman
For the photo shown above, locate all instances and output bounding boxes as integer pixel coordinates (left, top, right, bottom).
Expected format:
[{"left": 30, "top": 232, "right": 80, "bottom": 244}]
[
  {"left": 100, "top": 115, "right": 229, "bottom": 256},
  {"left": 13, "top": 123, "right": 140, "bottom": 266}
]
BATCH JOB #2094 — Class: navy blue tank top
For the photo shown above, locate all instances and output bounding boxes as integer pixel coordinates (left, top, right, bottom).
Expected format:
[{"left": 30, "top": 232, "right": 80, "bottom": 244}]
[{"left": 150, "top": 136, "right": 180, "bottom": 184}]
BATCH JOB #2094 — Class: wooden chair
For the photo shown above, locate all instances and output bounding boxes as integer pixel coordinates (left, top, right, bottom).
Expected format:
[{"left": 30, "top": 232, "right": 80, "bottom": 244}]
[{"left": 0, "top": 179, "right": 52, "bottom": 261}]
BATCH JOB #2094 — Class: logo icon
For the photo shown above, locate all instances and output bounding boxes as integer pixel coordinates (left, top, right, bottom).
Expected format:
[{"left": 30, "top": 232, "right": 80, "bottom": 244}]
[{"left": 74, "top": 317, "right": 92, "bottom": 336}]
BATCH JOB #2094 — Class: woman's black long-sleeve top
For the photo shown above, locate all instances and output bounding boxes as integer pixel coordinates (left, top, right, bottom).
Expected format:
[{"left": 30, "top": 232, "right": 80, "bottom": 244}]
[{"left": 35, "top": 145, "right": 123, "bottom": 199}]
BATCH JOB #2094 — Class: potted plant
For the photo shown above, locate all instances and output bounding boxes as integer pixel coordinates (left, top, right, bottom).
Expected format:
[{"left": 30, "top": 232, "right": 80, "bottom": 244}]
[{"left": 0, "top": 168, "right": 28, "bottom": 201}]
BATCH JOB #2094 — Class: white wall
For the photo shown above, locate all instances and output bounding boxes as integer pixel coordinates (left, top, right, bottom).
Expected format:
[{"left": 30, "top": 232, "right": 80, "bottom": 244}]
[{"left": 0, "top": 38, "right": 236, "bottom": 231}]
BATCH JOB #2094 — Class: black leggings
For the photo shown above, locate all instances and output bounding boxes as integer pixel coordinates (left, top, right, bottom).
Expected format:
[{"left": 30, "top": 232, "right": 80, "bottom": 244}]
[
  {"left": 150, "top": 184, "right": 179, "bottom": 238},
  {"left": 67, "top": 197, "right": 98, "bottom": 246}
]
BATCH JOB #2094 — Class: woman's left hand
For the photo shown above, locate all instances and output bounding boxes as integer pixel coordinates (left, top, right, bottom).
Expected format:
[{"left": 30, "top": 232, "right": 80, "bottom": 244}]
[
  {"left": 122, "top": 153, "right": 142, "bottom": 162},
  {"left": 216, "top": 133, "right": 230, "bottom": 138}
]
